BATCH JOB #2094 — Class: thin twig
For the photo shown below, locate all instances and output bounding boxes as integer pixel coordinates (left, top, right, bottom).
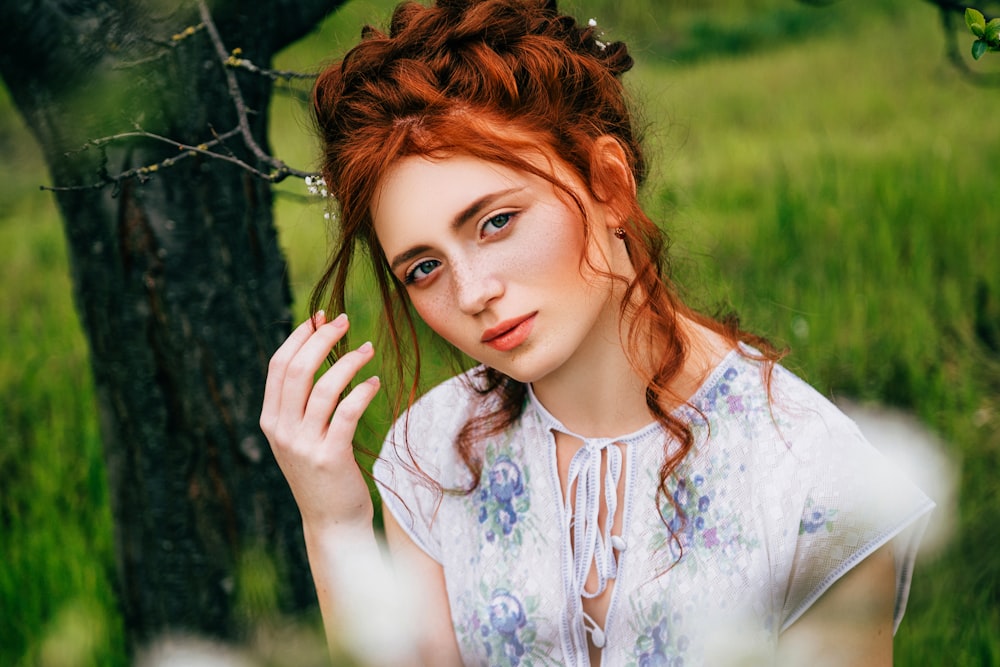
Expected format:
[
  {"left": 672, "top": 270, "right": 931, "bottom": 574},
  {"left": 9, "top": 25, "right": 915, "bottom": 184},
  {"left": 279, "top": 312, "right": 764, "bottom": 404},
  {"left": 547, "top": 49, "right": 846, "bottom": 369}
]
[
  {"left": 43, "top": 124, "right": 316, "bottom": 192},
  {"left": 226, "top": 56, "right": 317, "bottom": 81},
  {"left": 113, "top": 23, "right": 207, "bottom": 70},
  {"left": 44, "top": 3, "right": 320, "bottom": 192},
  {"left": 197, "top": 0, "right": 282, "bottom": 171},
  {"left": 61, "top": 126, "right": 239, "bottom": 158}
]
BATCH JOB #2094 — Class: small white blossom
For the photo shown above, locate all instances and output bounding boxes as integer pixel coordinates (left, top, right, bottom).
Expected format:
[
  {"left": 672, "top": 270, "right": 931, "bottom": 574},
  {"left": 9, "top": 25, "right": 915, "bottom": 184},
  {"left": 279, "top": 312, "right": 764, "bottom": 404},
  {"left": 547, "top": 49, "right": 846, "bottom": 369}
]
[
  {"left": 305, "top": 174, "right": 331, "bottom": 198},
  {"left": 587, "top": 18, "right": 607, "bottom": 51}
]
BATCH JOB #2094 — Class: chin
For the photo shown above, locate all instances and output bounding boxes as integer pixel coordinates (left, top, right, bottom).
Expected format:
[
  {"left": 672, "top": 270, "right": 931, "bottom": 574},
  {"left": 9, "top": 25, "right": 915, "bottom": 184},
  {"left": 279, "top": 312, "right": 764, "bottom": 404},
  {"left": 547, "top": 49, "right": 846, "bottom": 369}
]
[{"left": 483, "top": 351, "right": 565, "bottom": 386}]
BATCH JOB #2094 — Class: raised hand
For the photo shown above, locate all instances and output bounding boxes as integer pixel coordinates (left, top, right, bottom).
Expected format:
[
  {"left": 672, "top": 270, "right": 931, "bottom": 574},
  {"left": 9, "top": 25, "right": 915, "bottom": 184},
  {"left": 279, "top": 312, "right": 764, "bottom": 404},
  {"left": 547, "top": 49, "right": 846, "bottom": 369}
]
[{"left": 260, "top": 312, "right": 381, "bottom": 531}]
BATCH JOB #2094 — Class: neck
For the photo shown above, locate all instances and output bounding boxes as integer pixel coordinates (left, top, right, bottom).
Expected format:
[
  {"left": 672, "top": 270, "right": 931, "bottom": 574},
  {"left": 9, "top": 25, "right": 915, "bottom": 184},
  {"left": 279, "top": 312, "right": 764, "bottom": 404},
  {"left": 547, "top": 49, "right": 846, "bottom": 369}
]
[
  {"left": 529, "top": 314, "right": 732, "bottom": 438},
  {"left": 530, "top": 327, "right": 650, "bottom": 438}
]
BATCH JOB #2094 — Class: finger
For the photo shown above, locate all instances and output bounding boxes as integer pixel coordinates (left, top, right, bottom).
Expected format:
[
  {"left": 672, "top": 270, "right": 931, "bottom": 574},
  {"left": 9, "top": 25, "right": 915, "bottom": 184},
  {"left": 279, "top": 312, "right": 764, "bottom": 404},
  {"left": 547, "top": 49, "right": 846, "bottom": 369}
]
[
  {"left": 275, "top": 315, "right": 355, "bottom": 424},
  {"left": 325, "top": 375, "right": 382, "bottom": 447},
  {"left": 261, "top": 312, "right": 340, "bottom": 430},
  {"left": 262, "top": 313, "right": 325, "bottom": 431},
  {"left": 301, "top": 341, "right": 377, "bottom": 438}
]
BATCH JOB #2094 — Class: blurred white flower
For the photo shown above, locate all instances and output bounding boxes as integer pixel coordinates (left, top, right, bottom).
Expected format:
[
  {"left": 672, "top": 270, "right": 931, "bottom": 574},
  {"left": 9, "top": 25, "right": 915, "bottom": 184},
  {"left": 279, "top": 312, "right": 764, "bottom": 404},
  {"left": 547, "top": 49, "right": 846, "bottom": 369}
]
[
  {"left": 837, "top": 398, "right": 958, "bottom": 557},
  {"left": 136, "top": 635, "right": 258, "bottom": 667}
]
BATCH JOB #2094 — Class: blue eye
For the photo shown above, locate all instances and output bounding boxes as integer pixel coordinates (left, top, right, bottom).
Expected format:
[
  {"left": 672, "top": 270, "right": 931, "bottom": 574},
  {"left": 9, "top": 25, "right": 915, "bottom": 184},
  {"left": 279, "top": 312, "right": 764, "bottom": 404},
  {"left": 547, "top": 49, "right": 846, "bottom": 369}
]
[
  {"left": 404, "top": 259, "right": 440, "bottom": 285},
  {"left": 481, "top": 212, "right": 514, "bottom": 237}
]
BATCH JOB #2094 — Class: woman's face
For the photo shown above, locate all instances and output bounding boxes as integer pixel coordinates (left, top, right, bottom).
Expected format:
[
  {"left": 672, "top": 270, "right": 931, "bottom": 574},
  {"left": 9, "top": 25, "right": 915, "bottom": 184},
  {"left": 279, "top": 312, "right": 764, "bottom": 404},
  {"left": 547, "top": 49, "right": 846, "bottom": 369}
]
[{"left": 371, "top": 152, "right": 630, "bottom": 384}]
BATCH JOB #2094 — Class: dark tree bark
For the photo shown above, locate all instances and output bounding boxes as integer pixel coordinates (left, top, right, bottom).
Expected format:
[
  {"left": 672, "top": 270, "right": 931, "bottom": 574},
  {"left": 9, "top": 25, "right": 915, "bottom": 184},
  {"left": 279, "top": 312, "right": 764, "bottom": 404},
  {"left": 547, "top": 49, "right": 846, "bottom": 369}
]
[{"left": 0, "top": 0, "right": 346, "bottom": 652}]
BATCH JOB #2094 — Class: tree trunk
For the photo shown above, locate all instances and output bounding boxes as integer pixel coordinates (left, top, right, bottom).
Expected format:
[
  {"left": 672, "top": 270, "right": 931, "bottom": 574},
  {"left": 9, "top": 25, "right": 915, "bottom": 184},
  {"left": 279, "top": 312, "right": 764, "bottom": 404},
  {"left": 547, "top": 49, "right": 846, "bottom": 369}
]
[{"left": 0, "top": 0, "right": 344, "bottom": 652}]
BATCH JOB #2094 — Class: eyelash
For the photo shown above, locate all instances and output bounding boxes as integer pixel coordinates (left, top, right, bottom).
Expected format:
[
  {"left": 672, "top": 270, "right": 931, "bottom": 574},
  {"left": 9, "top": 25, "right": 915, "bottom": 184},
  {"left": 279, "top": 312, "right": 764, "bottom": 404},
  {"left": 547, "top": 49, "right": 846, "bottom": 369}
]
[
  {"left": 480, "top": 211, "right": 515, "bottom": 237},
  {"left": 403, "top": 259, "right": 440, "bottom": 285},
  {"left": 402, "top": 211, "right": 519, "bottom": 285}
]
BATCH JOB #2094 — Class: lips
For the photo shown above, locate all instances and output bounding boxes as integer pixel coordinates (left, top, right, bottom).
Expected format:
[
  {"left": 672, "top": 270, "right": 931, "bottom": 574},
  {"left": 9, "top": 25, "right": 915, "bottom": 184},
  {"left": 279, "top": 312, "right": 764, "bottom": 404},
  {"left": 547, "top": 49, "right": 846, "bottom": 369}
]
[{"left": 481, "top": 313, "right": 537, "bottom": 352}]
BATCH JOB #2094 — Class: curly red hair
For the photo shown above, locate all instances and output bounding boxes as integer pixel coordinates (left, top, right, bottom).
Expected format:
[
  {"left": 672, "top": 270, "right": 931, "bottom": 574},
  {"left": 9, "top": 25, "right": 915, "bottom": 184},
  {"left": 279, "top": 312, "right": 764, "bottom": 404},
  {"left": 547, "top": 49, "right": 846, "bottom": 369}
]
[{"left": 309, "top": 0, "right": 781, "bottom": 537}]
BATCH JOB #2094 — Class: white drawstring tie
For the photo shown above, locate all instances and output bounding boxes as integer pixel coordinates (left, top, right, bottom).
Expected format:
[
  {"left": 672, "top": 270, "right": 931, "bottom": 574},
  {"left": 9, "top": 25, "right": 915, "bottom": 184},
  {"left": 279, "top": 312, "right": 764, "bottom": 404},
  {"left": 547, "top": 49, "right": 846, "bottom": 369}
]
[{"left": 564, "top": 437, "right": 624, "bottom": 599}]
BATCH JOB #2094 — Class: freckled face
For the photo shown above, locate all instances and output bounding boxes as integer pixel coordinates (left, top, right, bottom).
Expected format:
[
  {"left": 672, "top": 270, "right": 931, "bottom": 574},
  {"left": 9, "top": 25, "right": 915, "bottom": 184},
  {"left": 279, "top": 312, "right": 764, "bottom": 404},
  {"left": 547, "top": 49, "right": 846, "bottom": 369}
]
[{"left": 371, "top": 153, "right": 624, "bottom": 384}]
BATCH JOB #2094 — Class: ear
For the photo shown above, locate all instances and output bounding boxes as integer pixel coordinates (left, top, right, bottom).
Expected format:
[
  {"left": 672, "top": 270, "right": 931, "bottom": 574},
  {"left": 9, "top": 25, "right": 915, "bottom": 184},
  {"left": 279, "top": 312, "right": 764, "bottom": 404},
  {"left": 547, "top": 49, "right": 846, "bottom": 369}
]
[{"left": 589, "top": 135, "right": 637, "bottom": 208}]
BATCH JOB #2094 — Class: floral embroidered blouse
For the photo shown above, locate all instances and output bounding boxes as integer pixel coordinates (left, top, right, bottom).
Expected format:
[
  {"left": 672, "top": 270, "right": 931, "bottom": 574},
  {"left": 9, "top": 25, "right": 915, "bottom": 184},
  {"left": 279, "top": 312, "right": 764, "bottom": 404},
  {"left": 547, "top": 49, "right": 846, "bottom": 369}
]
[{"left": 373, "top": 349, "right": 934, "bottom": 666}]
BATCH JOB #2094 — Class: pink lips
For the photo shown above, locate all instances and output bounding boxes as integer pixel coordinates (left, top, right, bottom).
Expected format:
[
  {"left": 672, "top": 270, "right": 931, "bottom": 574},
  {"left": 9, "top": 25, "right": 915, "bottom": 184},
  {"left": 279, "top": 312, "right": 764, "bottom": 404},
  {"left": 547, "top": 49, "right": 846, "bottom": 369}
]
[{"left": 481, "top": 313, "right": 537, "bottom": 352}]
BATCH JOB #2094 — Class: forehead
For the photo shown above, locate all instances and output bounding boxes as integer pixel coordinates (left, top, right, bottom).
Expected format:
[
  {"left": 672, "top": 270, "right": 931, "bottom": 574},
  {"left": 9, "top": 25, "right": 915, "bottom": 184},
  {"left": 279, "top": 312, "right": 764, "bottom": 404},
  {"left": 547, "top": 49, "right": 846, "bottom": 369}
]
[
  {"left": 373, "top": 154, "right": 519, "bottom": 219},
  {"left": 371, "top": 154, "right": 537, "bottom": 249}
]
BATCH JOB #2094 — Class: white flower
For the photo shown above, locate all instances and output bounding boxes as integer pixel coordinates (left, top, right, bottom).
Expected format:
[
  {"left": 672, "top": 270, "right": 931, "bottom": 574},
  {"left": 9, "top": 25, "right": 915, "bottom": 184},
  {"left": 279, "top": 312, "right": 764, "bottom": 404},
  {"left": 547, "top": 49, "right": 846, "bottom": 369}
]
[
  {"left": 305, "top": 174, "right": 331, "bottom": 198},
  {"left": 587, "top": 18, "right": 607, "bottom": 50}
]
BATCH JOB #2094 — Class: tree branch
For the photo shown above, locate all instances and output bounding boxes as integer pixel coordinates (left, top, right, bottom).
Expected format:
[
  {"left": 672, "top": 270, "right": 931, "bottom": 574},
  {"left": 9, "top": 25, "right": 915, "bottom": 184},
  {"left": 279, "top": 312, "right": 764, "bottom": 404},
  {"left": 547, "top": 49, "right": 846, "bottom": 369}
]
[
  {"left": 939, "top": 8, "right": 1000, "bottom": 85},
  {"left": 41, "top": 0, "right": 321, "bottom": 193},
  {"left": 41, "top": 127, "right": 243, "bottom": 193},
  {"left": 226, "top": 55, "right": 317, "bottom": 81},
  {"left": 198, "top": 0, "right": 283, "bottom": 172}
]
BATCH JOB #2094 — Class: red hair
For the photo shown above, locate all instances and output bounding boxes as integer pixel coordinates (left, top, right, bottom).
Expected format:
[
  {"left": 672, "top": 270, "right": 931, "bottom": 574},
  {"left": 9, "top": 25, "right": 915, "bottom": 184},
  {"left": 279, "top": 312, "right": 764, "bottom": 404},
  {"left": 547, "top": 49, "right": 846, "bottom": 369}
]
[{"left": 309, "top": 0, "right": 782, "bottom": 542}]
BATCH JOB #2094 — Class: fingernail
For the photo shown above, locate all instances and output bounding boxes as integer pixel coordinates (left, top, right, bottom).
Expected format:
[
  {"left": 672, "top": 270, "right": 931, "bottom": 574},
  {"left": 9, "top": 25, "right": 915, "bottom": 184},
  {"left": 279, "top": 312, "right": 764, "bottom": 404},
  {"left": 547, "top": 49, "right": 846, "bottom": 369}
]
[
  {"left": 312, "top": 310, "right": 326, "bottom": 324},
  {"left": 332, "top": 313, "right": 348, "bottom": 326},
  {"left": 365, "top": 376, "right": 381, "bottom": 388},
  {"left": 358, "top": 341, "right": 373, "bottom": 353}
]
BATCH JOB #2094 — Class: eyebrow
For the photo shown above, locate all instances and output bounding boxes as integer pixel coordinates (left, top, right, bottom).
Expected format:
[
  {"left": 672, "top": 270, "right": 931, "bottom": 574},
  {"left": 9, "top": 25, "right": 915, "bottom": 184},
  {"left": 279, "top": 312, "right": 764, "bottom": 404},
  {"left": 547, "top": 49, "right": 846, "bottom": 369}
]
[{"left": 387, "top": 187, "right": 524, "bottom": 273}]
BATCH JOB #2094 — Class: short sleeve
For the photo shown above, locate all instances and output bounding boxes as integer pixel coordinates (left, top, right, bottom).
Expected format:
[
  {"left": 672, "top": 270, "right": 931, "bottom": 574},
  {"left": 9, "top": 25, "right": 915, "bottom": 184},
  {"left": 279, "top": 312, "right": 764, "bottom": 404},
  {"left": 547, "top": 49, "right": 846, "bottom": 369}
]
[
  {"left": 778, "top": 404, "right": 935, "bottom": 633},
  {"left": 371, "top": 375, "right": 478, "bottom": 564}
]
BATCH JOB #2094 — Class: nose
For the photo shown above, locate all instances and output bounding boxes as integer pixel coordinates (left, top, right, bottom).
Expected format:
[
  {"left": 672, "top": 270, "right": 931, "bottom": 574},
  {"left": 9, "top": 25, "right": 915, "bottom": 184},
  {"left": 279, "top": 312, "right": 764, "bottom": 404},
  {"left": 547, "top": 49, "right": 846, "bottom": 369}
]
[{"left": 453, "top": 258, "right": 504, "bottom": 315}]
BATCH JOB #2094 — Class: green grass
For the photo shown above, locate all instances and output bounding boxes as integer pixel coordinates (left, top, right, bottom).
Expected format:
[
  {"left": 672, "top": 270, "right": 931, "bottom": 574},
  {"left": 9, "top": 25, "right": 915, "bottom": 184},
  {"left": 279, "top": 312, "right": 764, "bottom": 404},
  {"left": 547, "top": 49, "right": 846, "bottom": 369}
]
[{"left": 2, "top": 0, "right": 999, "bottom": 664}]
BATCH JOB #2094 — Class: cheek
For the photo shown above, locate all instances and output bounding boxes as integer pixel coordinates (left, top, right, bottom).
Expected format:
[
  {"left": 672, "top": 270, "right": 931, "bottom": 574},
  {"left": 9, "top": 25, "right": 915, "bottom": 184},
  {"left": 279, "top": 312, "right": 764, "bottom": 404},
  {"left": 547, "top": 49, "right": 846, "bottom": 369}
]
[
  {"left": 521, "top": 211, "right": 589, "bottom": 285},
  {"left": 410, "top": 292, "right": 452, "bottom": 333},
  {"left": 409, "top": 289, "right": 480, "bottom": 354}
]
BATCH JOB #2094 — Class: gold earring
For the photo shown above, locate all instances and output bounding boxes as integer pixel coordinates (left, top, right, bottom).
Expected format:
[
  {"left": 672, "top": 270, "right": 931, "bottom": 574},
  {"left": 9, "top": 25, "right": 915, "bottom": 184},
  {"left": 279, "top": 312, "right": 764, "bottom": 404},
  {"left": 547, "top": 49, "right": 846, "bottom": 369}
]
[{"left": 614, "top": 227, "right": 626, "bottom": 240}]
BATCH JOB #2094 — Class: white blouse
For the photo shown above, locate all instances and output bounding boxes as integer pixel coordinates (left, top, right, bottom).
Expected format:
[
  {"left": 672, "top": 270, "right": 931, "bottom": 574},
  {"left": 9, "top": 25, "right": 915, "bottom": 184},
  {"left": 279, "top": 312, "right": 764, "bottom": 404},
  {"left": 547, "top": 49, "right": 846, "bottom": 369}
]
[{"left": 373, "top": 349, "right": 934, "bottom": 666}]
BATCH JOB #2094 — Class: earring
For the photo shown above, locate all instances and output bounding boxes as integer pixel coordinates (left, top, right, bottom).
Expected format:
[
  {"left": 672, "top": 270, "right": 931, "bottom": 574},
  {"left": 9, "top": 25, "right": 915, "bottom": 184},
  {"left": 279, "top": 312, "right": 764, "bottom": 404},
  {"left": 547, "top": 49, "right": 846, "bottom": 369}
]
[{"left": 614, "top": 227, "right": 626, "bottom": 240}]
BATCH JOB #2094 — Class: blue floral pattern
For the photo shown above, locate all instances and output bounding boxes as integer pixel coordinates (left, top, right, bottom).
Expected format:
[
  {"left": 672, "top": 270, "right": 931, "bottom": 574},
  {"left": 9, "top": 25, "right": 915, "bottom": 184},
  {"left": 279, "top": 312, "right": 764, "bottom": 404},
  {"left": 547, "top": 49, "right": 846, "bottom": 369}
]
[
  {"left": 456, "top": 587, "right": 555, "bottom": 666},
  {"left": 627, "top": 600, "right": 689, "bottom": 667},
  {"left": 799, "top": 496, "right": 838, "bottom": 535},
  {"left": 477, "top": 454, "right": 530, "bottom": 544},
  {"left": 652, "top": 456, "right": 757, "bottom": 569}
]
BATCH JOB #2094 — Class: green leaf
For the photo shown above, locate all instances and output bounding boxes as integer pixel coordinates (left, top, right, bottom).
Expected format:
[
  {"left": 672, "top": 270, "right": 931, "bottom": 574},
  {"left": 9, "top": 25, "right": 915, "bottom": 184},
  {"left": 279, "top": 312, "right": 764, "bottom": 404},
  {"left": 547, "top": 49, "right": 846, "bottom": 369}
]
[
  {"left": 967, "top": 8, "right": 987, "bottom": 37},
  {"left": 972, "top": 39, "right": 989, "bottom": 60},
  {"left": 986, "top": 18, "right": 1000, "bottom": 44}
]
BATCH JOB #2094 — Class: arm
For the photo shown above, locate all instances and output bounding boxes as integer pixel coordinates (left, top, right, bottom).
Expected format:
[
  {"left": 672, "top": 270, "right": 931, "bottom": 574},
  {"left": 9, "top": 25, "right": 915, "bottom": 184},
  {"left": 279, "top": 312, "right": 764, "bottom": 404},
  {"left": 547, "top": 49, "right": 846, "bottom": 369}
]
[
  {"left": 776, "top": 543, "right": 896, "bottom": 666},
  {"left": 260, "top": 312, "right": 461, "bottom": 664},
  {"left": 382, "top": 511, "right": 464, "bottom": 665},
  {"left": 259, "top": 312, "right": 386, "bottom": 657}
]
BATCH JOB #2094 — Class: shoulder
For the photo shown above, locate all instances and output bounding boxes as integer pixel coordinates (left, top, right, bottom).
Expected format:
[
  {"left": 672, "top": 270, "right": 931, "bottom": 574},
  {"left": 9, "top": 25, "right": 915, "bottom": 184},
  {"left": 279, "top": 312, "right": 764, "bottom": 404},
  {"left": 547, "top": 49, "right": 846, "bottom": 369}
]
[
  {"left": 690, "top": 349, "right": 856, "bottom": 443},
  {"left": 770, "top": 362, "right": 863, "bottom": 441},
  {"left": 691, "top": 352, "right": 915, "bottom": 507},
  {"left": 378, "top": 366, "right": 493, "bottom": 483},
  {"left": 723, "top": 351, "right": 864, "bottom": 451},
  {"left": 396, "top": 368, "right": 483, "bottom": 433}
]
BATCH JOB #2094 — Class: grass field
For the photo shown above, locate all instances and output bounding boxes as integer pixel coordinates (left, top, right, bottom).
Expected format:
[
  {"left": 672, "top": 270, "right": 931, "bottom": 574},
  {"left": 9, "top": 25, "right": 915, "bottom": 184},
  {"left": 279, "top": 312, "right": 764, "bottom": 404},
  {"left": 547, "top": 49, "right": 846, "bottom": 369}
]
[{"left": 2, "top": 0, "right": 998, "bottom": 664}]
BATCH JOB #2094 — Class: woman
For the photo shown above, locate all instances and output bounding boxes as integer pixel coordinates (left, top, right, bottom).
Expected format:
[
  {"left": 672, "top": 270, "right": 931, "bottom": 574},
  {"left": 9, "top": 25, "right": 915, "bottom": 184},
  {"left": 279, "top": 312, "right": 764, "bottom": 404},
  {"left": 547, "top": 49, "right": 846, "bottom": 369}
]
[{"left": 259, "top": 1, "right": 934, "bottom": 664}]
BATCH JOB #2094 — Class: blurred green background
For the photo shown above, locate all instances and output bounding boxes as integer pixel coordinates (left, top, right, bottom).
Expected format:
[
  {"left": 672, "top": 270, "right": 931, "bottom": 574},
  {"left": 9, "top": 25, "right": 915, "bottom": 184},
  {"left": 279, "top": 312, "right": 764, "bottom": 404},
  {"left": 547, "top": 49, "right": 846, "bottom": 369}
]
[{"left": 2, "top": 0, "right": 998, "bottom": 664}]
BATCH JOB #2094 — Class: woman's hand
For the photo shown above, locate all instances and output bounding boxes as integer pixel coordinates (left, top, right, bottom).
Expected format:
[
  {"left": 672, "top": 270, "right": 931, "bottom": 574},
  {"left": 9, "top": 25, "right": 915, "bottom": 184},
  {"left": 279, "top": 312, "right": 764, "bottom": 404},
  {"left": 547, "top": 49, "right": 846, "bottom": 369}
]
[{"left": 260, "top": 312, "right": 381, "bottom": 531}]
